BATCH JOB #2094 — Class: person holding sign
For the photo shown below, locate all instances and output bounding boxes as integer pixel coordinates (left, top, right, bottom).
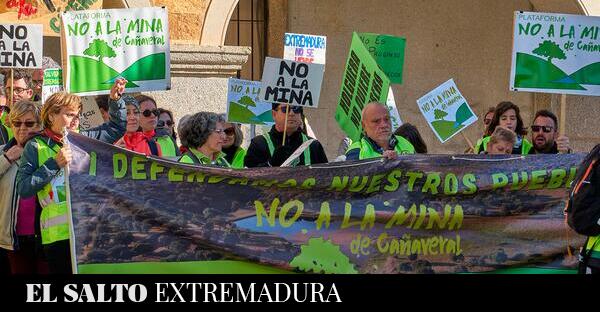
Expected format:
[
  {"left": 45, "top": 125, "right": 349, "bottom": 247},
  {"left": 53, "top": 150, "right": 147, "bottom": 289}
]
[
  {"left": 17, "top": 92, "right": 80, "bottom": 274},
  {"left": 244, "top": 103, "right": 328, "bottom": 167},
  {"left": 178, "top": 112, "right": 230, "bottom": 167},
  {"left": 345, "top": 102, "right": 415, "bottom": 161},
  {"left": 528, "top": 110, "right": 571, "bottom": 154},
  {"left": 475, "top": 102, "right": 532, "bottom": 155},
  {"left": 1, "top": 70, "right": 34, "bottom": 146}
]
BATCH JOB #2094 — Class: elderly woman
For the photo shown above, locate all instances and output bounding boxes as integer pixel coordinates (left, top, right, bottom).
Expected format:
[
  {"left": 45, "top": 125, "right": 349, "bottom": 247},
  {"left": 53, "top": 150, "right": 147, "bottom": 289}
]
[
  {"left": 219, "top": 114, "right": 246, "bottom": 169},
  {"left": 178, "top": 112, "right": 230, "bottom": 167},
  {"left": 0, "top": 100, "right": 48, "bottom": 274},
  {"left": 17, "top": 92, "right": 81, "bottom": 274},
  {"left": 114, "top": 95, "right": 162, "bottom": 156}
]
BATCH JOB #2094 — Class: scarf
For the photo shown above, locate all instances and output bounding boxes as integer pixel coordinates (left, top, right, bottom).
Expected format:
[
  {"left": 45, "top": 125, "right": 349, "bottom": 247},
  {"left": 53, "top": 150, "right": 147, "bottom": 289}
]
[
  {"left": 123, "top": 132, "right": 152, "bottom": 155},
  {"left": 43, "top": 128, "right": 63, "bottom": 145}
]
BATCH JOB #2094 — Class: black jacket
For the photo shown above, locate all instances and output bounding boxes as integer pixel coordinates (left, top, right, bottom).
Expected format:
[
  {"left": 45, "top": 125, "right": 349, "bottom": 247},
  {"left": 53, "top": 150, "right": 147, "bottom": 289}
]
[{"left": 244, "top": 126, "right": 328, "bottom": 167}]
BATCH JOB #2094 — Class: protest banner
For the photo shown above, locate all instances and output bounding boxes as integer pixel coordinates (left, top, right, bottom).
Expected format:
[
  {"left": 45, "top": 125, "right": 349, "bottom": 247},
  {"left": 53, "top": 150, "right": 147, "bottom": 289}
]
[
  {"left": 386, "top": 87, "right": 402, "bottom": 130},
  {"left": 62, "top": 7, "right": 171, "bottom": 96},
  {"left": 259, "top": 57, "right": 324, "bottom": 108},
  {"left": 41, "top": 68, "right": 62, "bottom": 104},
  {"left": 226, "top": 78, "right": 274, "bottom": 126},
  {"left": 0, "top": 0, "right": 102, "bottom": 37},
  {"left": 511, "top": 11, "right": 600, "bottom": 96},
  {"left": 336, "top": 32, "right": 390, "bottom": 142},
  {"left": 67, "top": 133, "right": 585, "bottom": 274},
  {"left": 417, "top": 79, "right": 478, "bottom": 143},
  {"left": 0, "top": 23, "right": 42, "bottom": 68},
  {"left": 283, "top": 32, "right": 327, "bottom": 64},
  {"left": 358, "top": 32, "right": 406, "bottom": 84}
]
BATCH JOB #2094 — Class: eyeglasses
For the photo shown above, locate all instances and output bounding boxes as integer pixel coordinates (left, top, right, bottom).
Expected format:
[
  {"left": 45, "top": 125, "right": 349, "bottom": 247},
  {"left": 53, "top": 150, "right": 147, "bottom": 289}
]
[
  {"left": 278, "top": 105, "right": 303, "bottom": 114},
  {"left": 142, "top": 109, "right": 160, "bottom": 117},
  {"left": 531, "top": 125, "right": 554, "bottom": 133},
  {"left": 213, "top": 129, "right": 227, "bottom": 136},
  {"left": 32, "top": 80, "right": 43, "bottom": 87},
  {"left": 484, "top": 118, "right": 493, "bottom": 125},
  {"left": 5, "top": 87, "right": 29, "bottom": 95},
  {"left": 12, "top": 121, "right": 37, "bottom": 128},
  {"left": 164, "top": 120, "right": 174, "bottom": 126},
  {"left": 224, "top": 127, "right": 235, "bottom": 136}
]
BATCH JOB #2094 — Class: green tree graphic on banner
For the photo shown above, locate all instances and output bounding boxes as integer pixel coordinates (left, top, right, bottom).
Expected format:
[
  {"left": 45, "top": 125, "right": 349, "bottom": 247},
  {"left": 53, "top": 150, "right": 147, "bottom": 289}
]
[
  {"left": 532, "top": 40, "right": 566, "bottom": 64},
  {"left": 83, "top": 39, "right": 117, "bottom": 64},
  {"left": 290, "top": 237, "right": 357, "bottom": 274}
]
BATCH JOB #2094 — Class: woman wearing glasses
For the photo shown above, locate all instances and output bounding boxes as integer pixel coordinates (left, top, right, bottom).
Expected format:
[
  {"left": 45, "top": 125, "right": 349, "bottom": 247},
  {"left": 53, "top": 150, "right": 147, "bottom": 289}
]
[
  {"left": 178, "top": 112, "right": 230, "bottom": 167},
  {"left": 219, "top": 114, "right": 246, "bottom": 169},
  {"left": 474, "top": 101, "right": 532, "bottom": 155},
  {"left": 113, "top": 96, "right": 162, "bottom": 157},
  {"left": 0, "top": 100, "right": 49, "bottom": 274},
  {"left": 16, "top": 92, "right": 81, "bottom": 274},
  {"left": 134, "top": 95, "right": 179, "bottom": 157}
]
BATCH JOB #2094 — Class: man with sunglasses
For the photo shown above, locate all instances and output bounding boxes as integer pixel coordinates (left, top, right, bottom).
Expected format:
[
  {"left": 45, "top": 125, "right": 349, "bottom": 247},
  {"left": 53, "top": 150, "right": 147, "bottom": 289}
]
[
  {"left": 134, "top": 95, "right": 179, "bottom": 157},
  {"left": 528, "top": 110, "right": 571, "bottom": 154},
  {"left": 245, "top": 103, "right": 328, "bottom": 167},
  {"left": 1, "top": 70, "right": 34, "bottom": 146}
]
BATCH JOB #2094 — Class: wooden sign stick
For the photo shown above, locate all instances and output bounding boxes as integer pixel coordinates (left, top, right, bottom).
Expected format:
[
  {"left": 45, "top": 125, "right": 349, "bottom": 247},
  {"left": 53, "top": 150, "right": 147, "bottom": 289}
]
[
  {"left": 560, "top": 94, "right": 567, "bottom": 137},
  {"left": 282, "top": 104, "right": 290, "bottom": 146},
  {"left": 461, "top": 132, "right": 475, "bottom": 152}
]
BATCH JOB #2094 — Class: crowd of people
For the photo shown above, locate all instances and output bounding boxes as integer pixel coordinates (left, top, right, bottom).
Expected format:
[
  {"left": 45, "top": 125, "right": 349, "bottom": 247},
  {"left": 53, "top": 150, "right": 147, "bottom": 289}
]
[{"left": 0, "top": 66, "right": 582, "bottom": 275}]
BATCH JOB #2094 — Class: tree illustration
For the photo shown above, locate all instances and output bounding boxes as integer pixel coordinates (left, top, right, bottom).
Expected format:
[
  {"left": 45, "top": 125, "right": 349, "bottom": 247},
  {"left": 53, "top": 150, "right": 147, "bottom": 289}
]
[
  {"left": 83, "top": 39, "right": 117, "bottom": 63},
  {"left": 289, "top": 237, "right": 358, "bottom": 274},
  {"left": 434, "top": 109, "right": 448, "bottom": 120},
  {"left": 237, "top": 95, "right": 257, "bottom": 109},
  {"left": 532, "top": 40, "right": 566, "bottom": 64}
]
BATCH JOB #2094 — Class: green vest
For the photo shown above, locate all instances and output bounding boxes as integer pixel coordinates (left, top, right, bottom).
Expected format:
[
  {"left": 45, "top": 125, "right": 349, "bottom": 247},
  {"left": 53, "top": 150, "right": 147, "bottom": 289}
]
[
  {"left": 586, "top": 235, "right": 600, "bottom": 260},
  {"left": 263, "top": 133, "right": 311, "bottom": 166},
  {"left": 35, "top": 137, "right": 69, "bottom": 245},
  {"left": 475, "top": 136, "right": 533, "bottom": 155},
  {"left": 179, "top": 148, "right": 231, "bottom": 167},
  {"left": 347, "top": 135, "right": 415, "bottom": 160},
  {"left": 156, "top": 135, "right": 177, "bottom": 157},
  {"left": 230, "top": 147, "right": 247, "bottom": 169},
  {"left": 0, "top": 110, "right": 14, "bottom": 141}
]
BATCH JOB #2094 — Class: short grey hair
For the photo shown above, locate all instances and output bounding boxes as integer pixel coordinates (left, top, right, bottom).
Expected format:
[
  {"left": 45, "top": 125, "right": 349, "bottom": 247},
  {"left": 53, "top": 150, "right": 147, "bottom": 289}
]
[
  {"left": 219, "top": 114, "right": 243, "bottom": 148},
  {"left": 361, "top": 102, "right": 388, "bottom": 122},
  {"left": 178, "top": 112, "right": 225, "bottom": 149}
]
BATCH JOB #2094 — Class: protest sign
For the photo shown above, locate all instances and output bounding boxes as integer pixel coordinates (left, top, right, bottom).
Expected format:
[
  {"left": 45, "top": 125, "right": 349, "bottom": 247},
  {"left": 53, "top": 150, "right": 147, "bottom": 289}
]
[
  {"left": 42, "top": 68, "right": 63, "bottom": 104},
  {"left": 226, "top": 78, "right": 274, "bottom": 126},
  {"left": 259, "top": 57, "right": 324, "bottom": 107},
  {"left": 0, "top": 23, "right": 42, "bottom": 68},
  {"left": 417, "top": 79, "right": 477, "bottom": 143},
  {"left": 67, "top": 133, "right": 585, "bottom": 274},
  {"left": 335, "top": 32, "right": 390, "bottom": 142},
  {"left": 79, "top": 96, "right": 104, "bottom": 130},
  {"left": 511, "top": 11, "right": 600, "bottom": 96},
  {"left": 0, "top": 0, "right": 102, "bottom": 36},
  {"left": 386, "top": 87, "right": 402, "bottom": 129},
  {"left": 358, "top": 32, "right": 406, "bottom": 84},
  {"left": 62, "top": 7, "right": 171, "bottom": 96},
  {"left": 283, "top": 32, "right": 327, "bottom": 64}
]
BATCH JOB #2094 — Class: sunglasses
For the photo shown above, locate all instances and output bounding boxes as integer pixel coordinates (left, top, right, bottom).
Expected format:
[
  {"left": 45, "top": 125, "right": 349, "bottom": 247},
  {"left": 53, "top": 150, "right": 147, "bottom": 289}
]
[
  {"left": 531, "top": 125, "right": 554, "bottom": 133},
  {"left": 12, "top": 121, "right": 37, "bottom": 128},
  {"left": 224, "top": 127, "right": 235, "bottom": 136},
  {"left": 278, "top": 105, "right": 303, "bottom": 114},
  {"left": 142, "top": 109, "right": 160, "bottom": 117},
  {"left": 483, "top": 118, "right": 493, "bottom": 125}
]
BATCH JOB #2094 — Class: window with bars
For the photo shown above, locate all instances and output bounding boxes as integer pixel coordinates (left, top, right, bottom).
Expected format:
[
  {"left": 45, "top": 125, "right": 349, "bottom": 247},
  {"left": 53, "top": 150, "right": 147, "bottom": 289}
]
[{"left": 224, "top": 0, "right": 267, "bottom": 81}]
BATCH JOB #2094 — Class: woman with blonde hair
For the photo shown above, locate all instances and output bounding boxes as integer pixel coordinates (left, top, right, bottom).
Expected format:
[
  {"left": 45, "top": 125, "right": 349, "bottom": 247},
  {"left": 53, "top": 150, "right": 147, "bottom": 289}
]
[
  {"left": 17, "top": 92, "right": 81, "bottom": 274},
  {"left": 0, "top": 100, "right": 49, "bottom": 274}
]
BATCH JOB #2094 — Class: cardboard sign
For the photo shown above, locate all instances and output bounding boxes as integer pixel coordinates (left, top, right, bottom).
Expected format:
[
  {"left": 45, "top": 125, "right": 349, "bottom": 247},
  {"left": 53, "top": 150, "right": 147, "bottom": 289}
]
[
  {"left": 0, "top": 0, "right": 103, "bottom": 37},
  {"left": 79, "top": 96, "right": 104, "bottom": 130},
  {"left": 417, "top": 79, "right": 477, "bottom": 143},
  {"left": 511, "top": 12, "right": 600, "bottom": 96},
  {"left": 283, "top": 32, "right": 326, "bottom": 64},
  {"left": 226, "top": 78, "right": 274, "bottom": 126},
  {"left": 259, "top": 57, "right": 325, "bottom": 108},
  {"left": 358, "top": 33, "right": 406, "bottom": 84},
  {"left": 335, "top": 32, "right": 391, "bottom": 141},
  {"left": 62, "top": 7, "right": 171, "bottom": 96},
  {"left": 42, "top": 68, "right": 62, "bottom": 104},
  {"left": 0, "top": 23, "right": 42, "bottom": 68}
]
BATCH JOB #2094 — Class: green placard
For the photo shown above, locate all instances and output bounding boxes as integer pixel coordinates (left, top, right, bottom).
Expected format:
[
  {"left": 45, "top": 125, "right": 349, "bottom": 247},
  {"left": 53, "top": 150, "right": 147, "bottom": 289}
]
[
  {"left": 335, "top": 32, "right": 391, "bottom": 142},
  {"left": 358, "top": 33, "right": 406, "bottom": 84}
]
